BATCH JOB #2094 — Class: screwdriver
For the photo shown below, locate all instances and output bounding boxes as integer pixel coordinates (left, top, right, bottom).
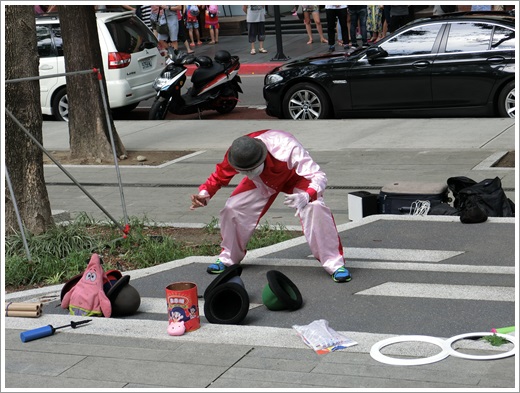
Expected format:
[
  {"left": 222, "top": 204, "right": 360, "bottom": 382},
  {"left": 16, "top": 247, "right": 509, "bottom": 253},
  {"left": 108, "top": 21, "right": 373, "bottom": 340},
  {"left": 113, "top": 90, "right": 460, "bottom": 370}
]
[{"left": 20, "top": 319, "right": 92, "bottom": 343}]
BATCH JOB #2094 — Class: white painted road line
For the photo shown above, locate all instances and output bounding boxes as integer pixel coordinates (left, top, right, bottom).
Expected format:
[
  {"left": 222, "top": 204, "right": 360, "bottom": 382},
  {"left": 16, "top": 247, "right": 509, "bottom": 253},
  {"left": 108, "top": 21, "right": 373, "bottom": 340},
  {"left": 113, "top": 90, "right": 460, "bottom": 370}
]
[
  {"left": 307, "top": 248, "right": 463, "bottom": 262},
  {"left": 343, "top": 247, "right": 464, "bottom": 262},
  {"left": 346, "top": 261, "right": 514, "bottom": 275},
  {"left": 356, "top": 282, "right": 515, "bottom": 302}
]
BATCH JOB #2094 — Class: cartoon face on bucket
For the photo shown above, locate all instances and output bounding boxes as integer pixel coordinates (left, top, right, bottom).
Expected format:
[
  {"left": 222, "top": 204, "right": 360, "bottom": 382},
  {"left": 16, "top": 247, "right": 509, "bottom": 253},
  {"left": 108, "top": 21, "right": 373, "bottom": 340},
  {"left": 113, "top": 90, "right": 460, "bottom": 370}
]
[{"left": 165, "top": 282, "right": 200, "bottom": 332}]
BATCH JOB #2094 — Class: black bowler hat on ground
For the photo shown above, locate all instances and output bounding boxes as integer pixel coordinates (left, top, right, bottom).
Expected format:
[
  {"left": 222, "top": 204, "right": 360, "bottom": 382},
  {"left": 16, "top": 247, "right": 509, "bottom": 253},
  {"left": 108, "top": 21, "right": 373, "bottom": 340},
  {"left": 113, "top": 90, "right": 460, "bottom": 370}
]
[
  {"left": 262, "top": 270, "right": 303, "bottom": 311},
  {"left": 204, "top": 264, "right": 250, "bottom": 325},
  {"left": 106, "top": 275, "right": 141, "bottom": 317}
]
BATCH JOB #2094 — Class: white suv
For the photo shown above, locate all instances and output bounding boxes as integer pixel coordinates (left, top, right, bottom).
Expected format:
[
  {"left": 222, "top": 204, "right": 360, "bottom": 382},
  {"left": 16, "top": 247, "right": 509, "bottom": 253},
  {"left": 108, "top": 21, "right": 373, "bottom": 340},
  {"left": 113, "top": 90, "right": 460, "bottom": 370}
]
[{"left": 36, "top": 11, "right": 166, "bottom": 121}]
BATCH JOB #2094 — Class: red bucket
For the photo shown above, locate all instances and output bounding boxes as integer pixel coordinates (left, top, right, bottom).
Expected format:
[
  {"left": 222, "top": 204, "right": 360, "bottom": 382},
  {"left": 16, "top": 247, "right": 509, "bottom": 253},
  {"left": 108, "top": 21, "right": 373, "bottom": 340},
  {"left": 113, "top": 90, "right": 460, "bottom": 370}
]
[{"left": 165, "top": 282, "right": 200, "bottom": 332}]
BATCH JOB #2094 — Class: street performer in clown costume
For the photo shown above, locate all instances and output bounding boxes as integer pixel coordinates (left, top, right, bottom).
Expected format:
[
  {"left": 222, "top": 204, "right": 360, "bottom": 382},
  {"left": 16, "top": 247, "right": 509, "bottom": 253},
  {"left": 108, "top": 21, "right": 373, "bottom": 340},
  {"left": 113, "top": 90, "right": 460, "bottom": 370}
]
[{"left": 190, "top": 129, "right": 351, "bottom": 283}]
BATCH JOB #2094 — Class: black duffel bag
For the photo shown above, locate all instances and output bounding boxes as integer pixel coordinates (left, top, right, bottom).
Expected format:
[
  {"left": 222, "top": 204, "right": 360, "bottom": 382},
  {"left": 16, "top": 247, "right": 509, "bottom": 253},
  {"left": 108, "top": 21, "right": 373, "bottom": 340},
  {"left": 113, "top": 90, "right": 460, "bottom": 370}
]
[{"left": 447, "top": 176, "right": 515, "bottom": 218}]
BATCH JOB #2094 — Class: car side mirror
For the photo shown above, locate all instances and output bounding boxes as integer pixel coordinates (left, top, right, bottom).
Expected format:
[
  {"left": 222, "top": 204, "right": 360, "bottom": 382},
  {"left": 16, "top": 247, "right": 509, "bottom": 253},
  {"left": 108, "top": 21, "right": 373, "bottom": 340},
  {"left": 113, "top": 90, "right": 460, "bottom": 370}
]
[{"left": 366, "top": 46, "right": 388, "bottom": 60}]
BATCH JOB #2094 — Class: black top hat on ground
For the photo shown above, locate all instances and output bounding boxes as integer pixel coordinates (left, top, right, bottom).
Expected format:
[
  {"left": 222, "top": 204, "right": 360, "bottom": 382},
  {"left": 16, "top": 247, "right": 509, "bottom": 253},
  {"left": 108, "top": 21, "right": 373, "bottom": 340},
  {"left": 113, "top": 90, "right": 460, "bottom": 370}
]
[
  {"left": 262, "top": 270, "right": 303, "bottom": 311},
  {"left": 203, "top": 264, "right": 243, "bottom": 300},
  {"left": 203, "top": 264, "right": 249, "bottom": 324}
]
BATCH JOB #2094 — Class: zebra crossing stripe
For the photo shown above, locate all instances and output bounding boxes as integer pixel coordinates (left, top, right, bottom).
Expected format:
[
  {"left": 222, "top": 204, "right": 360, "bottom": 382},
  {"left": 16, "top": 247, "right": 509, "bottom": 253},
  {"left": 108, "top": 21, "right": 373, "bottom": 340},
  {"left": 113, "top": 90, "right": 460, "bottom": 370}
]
[
  {"left": 343, "top": 247, "right": 463, "bottom": 262},
  {"left": 356, "top": 282, "right": 515, "bottom": 302}
]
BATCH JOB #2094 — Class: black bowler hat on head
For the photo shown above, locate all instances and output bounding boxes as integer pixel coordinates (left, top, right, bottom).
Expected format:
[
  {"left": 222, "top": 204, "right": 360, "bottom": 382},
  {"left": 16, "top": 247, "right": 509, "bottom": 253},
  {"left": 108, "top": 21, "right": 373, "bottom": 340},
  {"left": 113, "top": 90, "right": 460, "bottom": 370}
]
[
  {"left": 203, "top": 265, "right": 250, "bottom": 325},
  {"left": 262, "top": 270, "right": 303, "bottom": 311},
  {"left": 227, "top": 136, "right": 267, "bottom": 171}
]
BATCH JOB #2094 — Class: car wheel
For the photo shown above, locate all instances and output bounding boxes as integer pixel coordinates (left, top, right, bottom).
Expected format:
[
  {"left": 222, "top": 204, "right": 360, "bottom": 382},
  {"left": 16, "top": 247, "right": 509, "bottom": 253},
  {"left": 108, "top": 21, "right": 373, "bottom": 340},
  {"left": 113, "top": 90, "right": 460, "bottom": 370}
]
[
  {"left": 148, "top": 98, "right": 169, "bottom": 120},
  {"left": 497, "top": 81, "right": 515, "bottom": 118},
  {"left": 52, "top": 88, "right": 69, "bottom": 122},
  {"left": 282, "top": 83, "right": 330, "bottom": 120}
]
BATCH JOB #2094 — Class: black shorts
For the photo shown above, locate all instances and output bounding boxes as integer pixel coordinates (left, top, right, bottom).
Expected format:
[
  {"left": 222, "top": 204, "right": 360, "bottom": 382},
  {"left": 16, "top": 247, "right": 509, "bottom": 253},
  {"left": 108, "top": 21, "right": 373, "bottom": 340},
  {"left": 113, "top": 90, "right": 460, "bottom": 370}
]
[{"left": 248, "top": 22, "right": 265, "bottom": 43}]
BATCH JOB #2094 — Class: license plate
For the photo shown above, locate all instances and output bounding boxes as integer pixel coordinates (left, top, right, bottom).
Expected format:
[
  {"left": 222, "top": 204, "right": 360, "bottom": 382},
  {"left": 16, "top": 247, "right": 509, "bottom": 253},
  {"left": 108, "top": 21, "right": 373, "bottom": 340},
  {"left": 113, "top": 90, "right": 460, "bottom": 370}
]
[{"left": 140, "top": 58, "right": 153, "bottom": 70}]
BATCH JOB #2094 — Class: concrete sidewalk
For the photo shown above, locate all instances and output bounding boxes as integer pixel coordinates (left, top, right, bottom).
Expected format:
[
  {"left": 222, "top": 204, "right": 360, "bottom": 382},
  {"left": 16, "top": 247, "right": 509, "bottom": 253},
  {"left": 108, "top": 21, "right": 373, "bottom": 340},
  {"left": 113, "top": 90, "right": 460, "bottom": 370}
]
[{"left": 40, "top": 117, "right": 515, "bottom": 226}]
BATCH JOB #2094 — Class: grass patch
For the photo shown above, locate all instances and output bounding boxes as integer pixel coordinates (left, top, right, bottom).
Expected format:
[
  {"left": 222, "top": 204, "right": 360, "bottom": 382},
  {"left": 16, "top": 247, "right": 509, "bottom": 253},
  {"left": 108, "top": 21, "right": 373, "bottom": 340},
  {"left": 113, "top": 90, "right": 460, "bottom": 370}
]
[{"left": 5, "top": 213, "right": 301, "bottom": 292}]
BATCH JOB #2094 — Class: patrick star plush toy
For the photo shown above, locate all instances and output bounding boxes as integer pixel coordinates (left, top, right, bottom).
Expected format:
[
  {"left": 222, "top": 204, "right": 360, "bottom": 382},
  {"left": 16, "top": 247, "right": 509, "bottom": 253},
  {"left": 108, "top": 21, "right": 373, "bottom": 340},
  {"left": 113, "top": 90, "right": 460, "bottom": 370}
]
[{"left": 61, "top": 253, "right": 112, "bottom": 317}]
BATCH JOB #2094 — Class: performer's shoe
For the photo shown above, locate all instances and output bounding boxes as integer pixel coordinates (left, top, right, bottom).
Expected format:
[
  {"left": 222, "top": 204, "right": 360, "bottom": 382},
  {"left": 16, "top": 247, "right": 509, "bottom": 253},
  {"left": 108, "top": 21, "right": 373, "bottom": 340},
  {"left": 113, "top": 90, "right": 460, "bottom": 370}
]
[
  {"left": 207, "top": 259, "right": 227, "bottom": 274},
  {"left": 332, "top": 266, "right": 352, "bottom": 283}
]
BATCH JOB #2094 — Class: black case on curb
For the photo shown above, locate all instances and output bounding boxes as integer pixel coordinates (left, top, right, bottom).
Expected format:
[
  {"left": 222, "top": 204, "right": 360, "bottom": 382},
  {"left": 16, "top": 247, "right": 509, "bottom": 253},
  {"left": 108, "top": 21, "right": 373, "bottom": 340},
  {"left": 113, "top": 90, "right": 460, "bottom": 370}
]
[{"left": 378, "top": 181, "right": 449, "bottom": 214}]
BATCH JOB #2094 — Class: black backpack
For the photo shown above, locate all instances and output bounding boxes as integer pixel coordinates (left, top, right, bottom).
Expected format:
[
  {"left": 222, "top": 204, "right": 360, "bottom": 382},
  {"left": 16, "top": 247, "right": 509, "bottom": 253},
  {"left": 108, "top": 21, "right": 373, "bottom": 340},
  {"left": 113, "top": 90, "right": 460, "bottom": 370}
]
[{"left": 447, "top": 176, "right": 515, "bottom": 218}]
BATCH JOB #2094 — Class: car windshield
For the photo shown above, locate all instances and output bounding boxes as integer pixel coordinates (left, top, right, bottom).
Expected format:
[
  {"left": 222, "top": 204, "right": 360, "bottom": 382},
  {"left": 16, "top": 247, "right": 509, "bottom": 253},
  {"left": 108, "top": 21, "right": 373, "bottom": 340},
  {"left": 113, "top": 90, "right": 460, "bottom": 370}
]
[{"left": 105, "top": 16, "right": 157, "bottom": 53}]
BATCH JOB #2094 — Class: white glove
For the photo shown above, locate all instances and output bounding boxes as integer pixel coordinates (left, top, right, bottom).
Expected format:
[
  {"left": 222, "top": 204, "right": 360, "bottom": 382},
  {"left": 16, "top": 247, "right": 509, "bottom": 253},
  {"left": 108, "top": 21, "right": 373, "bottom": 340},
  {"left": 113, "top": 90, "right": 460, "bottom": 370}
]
[
  {"left": 190, "top": 191, "right": 210, "bottom": 210},
  {"left": 284, "top": 192, "right": 310, "bottom": 216}
]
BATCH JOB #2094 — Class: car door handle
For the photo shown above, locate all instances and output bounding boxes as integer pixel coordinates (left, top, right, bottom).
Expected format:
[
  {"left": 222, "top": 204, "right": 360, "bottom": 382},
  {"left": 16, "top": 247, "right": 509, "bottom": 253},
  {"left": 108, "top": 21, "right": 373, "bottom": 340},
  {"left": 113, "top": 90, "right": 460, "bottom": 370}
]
[
  {"left": 486, "top": 56, "right": 505, "bottom": 64},
  {"left": 412, "top": 60, "right": 430, "bottom": 68},
  {"left": 39, "top": 64, "right": 54, "bottom": 70}
]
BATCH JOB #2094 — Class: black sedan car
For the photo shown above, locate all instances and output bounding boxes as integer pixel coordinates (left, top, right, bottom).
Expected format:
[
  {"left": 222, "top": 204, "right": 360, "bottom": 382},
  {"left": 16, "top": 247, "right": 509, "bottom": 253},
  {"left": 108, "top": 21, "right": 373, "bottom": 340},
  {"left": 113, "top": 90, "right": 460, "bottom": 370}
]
[{"left": 264, "top": 11, "right": 515, "bottom": 120}]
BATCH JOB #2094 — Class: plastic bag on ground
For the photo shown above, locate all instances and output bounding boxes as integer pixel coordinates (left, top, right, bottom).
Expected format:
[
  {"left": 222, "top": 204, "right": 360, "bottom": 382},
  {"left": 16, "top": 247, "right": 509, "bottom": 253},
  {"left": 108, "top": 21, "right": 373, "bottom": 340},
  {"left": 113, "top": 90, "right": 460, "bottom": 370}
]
[{"left": 293, "top": 319, "right": 358, "bottom": 354}]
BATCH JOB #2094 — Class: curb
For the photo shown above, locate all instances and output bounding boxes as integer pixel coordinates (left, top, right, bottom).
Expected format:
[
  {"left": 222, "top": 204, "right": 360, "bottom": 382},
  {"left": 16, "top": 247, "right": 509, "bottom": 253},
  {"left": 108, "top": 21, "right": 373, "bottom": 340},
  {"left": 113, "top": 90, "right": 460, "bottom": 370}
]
[{"left": 185, "top": 62, "right": 283, "bottom": 76}]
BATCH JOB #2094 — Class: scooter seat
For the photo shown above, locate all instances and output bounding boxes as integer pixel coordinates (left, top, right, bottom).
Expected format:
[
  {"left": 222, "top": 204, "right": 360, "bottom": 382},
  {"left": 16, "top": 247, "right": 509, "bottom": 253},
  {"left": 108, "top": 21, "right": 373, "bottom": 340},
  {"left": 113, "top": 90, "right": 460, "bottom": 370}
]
[{"left": 191, "top": 62, "right": 226, "bottom": 88}]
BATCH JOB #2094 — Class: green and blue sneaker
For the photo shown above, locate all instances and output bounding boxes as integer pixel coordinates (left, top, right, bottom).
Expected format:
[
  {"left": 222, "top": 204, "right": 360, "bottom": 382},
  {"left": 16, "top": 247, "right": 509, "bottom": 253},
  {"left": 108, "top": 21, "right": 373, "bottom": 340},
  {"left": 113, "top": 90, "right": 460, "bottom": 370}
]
[
  {"left": 207, "top": 259, "right": 227, "bottom": 274},
  {"left": 332, "top": 266, "right": 352, "bottom": 283}
]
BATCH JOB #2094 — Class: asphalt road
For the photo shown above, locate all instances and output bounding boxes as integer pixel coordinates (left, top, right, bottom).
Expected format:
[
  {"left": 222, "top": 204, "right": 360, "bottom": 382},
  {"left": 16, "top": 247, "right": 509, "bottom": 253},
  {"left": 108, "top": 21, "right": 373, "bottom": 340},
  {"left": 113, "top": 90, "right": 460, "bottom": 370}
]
[{"left": 130, "top": 74, "right": 267, "bottom": 120}]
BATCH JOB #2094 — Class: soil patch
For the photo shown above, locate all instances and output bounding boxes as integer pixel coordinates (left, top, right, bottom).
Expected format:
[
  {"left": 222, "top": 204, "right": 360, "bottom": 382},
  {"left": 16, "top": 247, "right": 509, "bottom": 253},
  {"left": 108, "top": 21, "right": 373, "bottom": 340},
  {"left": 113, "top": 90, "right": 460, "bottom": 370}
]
[
  {"left": 43, "top": 150, "right": 195, "bottom": 166},
  {"left": 493, "top": 151, "right": 515, "bottom": 168}
]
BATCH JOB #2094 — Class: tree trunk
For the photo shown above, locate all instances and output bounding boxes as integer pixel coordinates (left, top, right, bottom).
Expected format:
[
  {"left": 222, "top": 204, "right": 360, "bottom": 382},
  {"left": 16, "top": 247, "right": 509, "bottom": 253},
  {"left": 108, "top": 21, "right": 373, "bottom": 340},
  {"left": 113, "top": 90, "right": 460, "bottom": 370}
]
[
  {"left": 58, "top": 5, "right": 127, "bottom": 162},
  {"left": 5, "top": 5, "right": 54, "bottom": 235}
]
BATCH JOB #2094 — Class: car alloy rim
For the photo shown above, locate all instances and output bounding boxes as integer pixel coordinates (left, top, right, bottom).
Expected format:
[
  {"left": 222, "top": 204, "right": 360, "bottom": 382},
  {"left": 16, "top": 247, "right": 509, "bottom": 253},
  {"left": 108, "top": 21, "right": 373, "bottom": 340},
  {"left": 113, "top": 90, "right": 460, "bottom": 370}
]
[
  {"left": 289, "top": 90, "right": 321, "bottom": 120},
  {"left": 505, "top": 88, "right": 515, "bottom": 118},
  {"left": 59, "top": 95, "right": 69, "bottom": 122}
]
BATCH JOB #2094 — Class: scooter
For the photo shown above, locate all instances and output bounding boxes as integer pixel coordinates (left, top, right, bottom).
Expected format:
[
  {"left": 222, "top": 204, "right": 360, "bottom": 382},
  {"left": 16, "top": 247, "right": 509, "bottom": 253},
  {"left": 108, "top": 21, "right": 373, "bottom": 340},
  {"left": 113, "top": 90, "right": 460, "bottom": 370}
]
[{"left": 148, "top": 49, "right": 242, "bottom": 120}]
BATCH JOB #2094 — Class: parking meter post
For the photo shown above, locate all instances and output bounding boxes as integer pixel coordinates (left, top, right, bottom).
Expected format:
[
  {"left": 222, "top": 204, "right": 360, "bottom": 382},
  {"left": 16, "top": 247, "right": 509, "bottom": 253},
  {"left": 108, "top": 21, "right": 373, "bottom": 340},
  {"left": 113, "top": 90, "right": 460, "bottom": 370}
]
[{"left": 271, "top": 6, "right": 290, "bottom": 62}]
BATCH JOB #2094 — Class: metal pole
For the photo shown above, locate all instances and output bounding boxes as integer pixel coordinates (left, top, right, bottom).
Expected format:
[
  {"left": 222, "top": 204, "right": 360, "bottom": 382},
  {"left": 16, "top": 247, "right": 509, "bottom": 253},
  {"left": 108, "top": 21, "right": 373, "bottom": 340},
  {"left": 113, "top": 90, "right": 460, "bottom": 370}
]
[
  {"left": 5, "top": 108, "right": 126, "bottom": 233},
  {"left": 271, "top": 6, "right": 290, "bottom": 61},
  {"left": 5, "top": 69, "right": 97, "bottom": 83},
  {"left": 95, "top": 70, "right": 129, "bottom": 227},
  {"left": 5, "top": 167, "right": 32, "bottom": 261}
]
